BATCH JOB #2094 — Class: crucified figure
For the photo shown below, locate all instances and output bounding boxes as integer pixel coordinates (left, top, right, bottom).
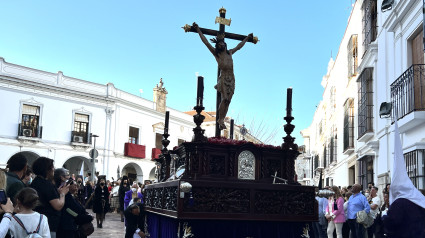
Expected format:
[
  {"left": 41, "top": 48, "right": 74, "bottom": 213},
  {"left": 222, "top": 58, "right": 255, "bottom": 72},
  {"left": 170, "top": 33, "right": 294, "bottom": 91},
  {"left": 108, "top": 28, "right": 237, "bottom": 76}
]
[{"left": 193, "top": 22, "right": 253, "bottom": 130}]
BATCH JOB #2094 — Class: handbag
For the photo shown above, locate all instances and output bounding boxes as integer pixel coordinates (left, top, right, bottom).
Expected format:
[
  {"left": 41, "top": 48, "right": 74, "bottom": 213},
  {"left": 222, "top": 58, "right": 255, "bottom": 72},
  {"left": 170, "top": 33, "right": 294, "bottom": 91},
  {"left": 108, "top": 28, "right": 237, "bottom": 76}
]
[
  {"left": 356, "top": 210, "right": 374, "bottom": 228},
  {"left": 66, "top": 208, "right": 94, "bottom": 236},
  {"left": 78, "top": 222, "right": 94, "bottom": 236}
]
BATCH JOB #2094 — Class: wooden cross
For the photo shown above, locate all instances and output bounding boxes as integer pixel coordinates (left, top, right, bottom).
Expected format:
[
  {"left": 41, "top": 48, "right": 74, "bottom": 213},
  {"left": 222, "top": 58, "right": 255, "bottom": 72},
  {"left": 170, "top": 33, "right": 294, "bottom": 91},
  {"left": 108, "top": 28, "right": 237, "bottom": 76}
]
[{"left": 183, "top": 7, "right": 258, "bottom": 137}]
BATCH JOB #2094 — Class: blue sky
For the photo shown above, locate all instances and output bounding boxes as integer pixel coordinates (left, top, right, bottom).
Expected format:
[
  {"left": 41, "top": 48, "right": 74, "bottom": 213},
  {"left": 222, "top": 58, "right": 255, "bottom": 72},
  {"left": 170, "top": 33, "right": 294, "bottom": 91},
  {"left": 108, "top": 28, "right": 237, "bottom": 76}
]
[{"left": 0, "top": 1, "right": 353, "bottom": 145}]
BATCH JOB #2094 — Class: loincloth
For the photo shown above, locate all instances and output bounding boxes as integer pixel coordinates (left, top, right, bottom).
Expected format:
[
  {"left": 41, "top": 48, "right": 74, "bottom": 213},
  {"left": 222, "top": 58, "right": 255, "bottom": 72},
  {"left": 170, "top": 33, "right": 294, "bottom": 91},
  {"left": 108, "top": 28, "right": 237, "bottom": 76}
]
[{"left": 216, "top": 74, "right": 235, "bottom": 100}]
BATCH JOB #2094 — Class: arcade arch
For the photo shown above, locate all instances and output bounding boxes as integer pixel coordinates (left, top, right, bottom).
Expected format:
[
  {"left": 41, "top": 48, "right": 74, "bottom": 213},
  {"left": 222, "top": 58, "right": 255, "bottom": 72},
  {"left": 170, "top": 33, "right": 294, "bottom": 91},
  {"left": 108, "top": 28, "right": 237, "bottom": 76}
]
[
  {"left": 122, "top": 162, "right": 143, "bottom": 183},
  {"left": 9, "top": 151, "right": 39, "bottom": 167},
  {"left": 62, "top": 156, "right": 93, "bottom": 178},
  {"left": 149, "top": 167, "right": 156, "bottom": 181}
]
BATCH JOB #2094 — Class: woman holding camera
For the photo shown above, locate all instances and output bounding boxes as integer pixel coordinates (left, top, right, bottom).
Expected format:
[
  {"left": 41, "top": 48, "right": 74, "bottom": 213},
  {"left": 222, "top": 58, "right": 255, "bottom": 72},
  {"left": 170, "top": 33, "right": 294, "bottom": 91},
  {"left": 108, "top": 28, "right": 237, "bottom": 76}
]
[
  {"left": 57, "top": 177, "right": 93, "bottom": 238},
  {"left": 0, "top": 169, "right": 17, "bottom": 238},
  {"left": 31, "top": 157, "right": 69, "bottom": 238}
]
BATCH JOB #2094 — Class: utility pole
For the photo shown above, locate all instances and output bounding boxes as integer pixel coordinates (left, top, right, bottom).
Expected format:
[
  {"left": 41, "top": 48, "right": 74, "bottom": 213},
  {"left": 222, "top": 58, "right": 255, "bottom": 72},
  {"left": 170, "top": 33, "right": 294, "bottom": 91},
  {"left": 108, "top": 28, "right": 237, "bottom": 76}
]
[{"left": 89, "top": 134, "right": 99, "bottom": 183}]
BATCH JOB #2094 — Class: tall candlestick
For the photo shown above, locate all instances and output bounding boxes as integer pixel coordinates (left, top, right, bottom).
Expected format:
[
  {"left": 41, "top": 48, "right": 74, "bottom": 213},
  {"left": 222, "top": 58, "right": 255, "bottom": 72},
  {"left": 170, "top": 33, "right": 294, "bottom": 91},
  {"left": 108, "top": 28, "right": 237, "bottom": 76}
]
[
  {"left": 287, "top": 88, "right": 292, "bottom": 117},
  {"left": 197, "top": 76, "right": 204, "bottom": 106},
  {"left": 230, "top": 119, "right": 234, "bottom": 139},
  {"left": 164, "top": 111, "right": 170, "bottom": 134}
]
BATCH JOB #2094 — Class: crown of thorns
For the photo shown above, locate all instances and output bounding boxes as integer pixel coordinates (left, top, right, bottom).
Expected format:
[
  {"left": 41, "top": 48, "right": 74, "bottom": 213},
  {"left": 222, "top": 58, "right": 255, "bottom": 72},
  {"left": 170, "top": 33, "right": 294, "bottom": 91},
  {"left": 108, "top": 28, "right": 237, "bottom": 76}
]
[{"left": 210, "top": 33, "right": 225, "bottom": 44}]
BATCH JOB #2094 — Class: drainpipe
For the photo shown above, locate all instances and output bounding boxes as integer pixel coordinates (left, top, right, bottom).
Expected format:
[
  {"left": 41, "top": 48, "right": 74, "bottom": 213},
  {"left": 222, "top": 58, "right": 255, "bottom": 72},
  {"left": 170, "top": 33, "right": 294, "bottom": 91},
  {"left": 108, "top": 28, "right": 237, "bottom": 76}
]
[
  {"left": 103, "top": 111, "right": 108, "bottom": 176},
  {"left": 107, "top": 108, "right": 113, "bottom": 180}
]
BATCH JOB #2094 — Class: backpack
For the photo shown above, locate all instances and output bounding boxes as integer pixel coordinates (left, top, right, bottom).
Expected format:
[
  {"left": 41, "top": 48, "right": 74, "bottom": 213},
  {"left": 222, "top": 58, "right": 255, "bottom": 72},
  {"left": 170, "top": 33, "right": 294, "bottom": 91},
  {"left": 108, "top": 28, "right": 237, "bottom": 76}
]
[{"left": 13, "top": 214, "right": 43, "bottom": 238}]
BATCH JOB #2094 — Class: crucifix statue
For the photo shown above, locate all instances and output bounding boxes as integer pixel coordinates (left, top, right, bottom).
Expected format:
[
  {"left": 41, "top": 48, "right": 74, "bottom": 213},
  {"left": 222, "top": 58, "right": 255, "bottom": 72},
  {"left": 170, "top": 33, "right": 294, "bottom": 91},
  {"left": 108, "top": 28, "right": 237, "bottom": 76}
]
[{"left": 183, "top": 7, "right": 258, "bottom": 137}]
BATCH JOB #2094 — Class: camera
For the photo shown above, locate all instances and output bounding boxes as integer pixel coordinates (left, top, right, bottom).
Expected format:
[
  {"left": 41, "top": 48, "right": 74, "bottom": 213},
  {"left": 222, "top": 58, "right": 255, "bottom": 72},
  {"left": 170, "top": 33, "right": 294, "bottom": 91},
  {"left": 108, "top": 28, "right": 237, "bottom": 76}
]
[{"left": 0, "top": 189, "right": 7, "bottom": 205}]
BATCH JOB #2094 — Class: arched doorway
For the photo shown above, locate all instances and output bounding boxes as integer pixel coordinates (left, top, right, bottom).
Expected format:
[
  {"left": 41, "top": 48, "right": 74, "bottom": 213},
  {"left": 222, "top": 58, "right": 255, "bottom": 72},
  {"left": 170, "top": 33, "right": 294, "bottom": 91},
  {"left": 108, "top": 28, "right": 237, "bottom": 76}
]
[
  {"left": 10, "top": 151, "right": 39, "bottom": 167},
  {"left": 63, "top": 156, "right": 92, "bottom": 179},
  {"left": 149, "top": 167, "right": 156, "bottom": 181},
  {"left": 122, "top": 163, "right": 143, "bottom": 183}
]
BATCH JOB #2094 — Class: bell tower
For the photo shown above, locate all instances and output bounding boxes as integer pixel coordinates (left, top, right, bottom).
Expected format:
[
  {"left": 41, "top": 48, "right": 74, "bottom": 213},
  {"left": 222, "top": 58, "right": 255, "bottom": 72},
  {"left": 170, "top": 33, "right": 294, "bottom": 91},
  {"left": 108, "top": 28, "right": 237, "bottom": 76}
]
[{"left": 153, "top": 78, "right": 168, "bottom": 113}]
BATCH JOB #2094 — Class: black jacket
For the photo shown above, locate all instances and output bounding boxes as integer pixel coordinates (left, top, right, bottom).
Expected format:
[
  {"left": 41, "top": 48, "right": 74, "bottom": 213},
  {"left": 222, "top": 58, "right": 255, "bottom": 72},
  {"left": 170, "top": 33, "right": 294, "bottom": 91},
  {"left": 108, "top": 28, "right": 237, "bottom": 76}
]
[
  {"left": 58, "top": 193, "right": 86, "bottom": 232},
  {"left": 124, "top": 203, "right": 145, "bottom": 238},
  {"left": 383, "top": 198, "right": 425, "bottom": 238},
  {"left": 92, "top": 185, "right": 110, "bottom": 214}
]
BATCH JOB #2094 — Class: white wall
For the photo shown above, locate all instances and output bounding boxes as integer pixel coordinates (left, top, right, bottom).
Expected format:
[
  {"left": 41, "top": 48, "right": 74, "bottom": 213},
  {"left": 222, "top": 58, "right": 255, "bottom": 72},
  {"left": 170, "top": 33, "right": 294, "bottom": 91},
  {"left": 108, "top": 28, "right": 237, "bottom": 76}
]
[{"left": 0, "top": 57, "right": 195, "bottom": 182}]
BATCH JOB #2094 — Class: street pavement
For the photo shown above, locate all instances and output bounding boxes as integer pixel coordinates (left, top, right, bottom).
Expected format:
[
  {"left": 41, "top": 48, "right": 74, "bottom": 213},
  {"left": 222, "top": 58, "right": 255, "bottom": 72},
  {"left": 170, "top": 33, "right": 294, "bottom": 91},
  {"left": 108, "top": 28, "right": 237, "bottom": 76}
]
[{"left": 91, "top": 212, "right": 126, "bottom": 238}]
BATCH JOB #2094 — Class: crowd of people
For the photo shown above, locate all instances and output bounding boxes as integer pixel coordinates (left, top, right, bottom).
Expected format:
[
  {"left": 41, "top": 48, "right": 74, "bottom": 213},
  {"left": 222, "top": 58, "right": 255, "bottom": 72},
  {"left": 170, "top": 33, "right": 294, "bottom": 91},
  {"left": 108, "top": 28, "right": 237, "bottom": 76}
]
[
  {"left": 0, "top": 154, "right": 147, "bottom": 238},
  {"left": 312, "top": 182, "right": 424, "bottom": 238},
  {"left": 1, "top": 152, "right": 424, "bottom": 238}
]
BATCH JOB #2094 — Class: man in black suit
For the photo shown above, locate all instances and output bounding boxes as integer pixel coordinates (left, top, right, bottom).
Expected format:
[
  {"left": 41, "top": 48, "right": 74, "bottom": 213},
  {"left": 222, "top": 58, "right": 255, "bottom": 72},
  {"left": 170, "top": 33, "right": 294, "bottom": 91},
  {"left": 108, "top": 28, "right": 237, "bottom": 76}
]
[{"left": 124, "top": 202, "right": 146, "bottom": 238}]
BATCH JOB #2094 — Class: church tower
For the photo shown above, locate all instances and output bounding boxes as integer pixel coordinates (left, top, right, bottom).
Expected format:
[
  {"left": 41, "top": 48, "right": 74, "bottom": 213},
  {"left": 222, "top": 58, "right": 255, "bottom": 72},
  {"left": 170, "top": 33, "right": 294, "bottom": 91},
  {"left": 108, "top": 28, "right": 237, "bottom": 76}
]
[{"left": 153, "top": 78, "right": 168, "bottom": 113}]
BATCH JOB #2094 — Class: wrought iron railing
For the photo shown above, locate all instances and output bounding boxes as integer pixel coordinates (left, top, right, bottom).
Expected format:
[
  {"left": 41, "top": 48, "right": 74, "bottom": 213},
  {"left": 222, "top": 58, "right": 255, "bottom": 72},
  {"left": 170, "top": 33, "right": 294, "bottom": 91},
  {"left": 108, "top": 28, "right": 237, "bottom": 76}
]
[
  {"left": 404, "top": 149, "right": 425, "bottom": 190},
  {"left": 358, "top": 68, "right": 374, "bottom": 138},
  {"left": 71, "top": 130, "right": 90, "bottom": 144},
  {"left": 362, "top": 0, "right": 377, "bottom": 56},
  {"left": 358, "top": 155, "right": 374, "bottom": 189},
  {"left": 343, "top": 99, "right": 354, "bottom": 152},
  {"left": 391, "top": 64, "right": 425, "bottom": 120},
  {"left": 18, "top": 123, "right": 42, "bottom": 138}
]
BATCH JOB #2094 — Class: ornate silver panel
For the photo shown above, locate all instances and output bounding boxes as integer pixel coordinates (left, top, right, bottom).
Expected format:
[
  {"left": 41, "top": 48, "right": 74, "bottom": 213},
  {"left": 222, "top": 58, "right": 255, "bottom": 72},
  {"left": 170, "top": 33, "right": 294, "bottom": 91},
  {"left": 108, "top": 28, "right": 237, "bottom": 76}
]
[{"left": 238, "top": 150, "right": 255, "bottom": 180}]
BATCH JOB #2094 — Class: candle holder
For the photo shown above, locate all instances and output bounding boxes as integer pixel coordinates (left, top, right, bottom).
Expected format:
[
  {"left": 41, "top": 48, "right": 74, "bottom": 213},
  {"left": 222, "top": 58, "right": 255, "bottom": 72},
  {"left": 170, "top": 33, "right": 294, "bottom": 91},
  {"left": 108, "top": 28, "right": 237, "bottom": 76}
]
[
  {"left": 192, "top": 105, "right": 207, "bottom": 143},
  {"left": 156, "top": 111, "right": 171, "bottom": 181},
  {"left": 230, "top": 119, "right": 234, "bottom": 139},
  {"left": 160, "top": 134, "right": 171, "bottom": 181},
  {"left": 282, "top": 115, "right": 298, "bottom": 151}
]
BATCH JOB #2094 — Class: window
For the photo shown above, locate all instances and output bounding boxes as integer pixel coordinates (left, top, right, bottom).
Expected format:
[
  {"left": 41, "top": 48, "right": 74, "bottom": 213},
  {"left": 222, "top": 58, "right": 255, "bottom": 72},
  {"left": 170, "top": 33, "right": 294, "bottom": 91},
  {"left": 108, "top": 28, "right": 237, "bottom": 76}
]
[
  {"left": 404, "top": 150, "right": 425, "bottom": 190},
  {"left": 411, "top": 28, "right": 425, "bottom": 112},
  {"left": 312, "top": 155, "right": 319, "bottom": 177},
  {"left": 314, "top": 155, "right": 319, "bottom": 170},
  {"left": 318, "top": 120, "right": 323, "bottom": 136},
  {"left": 329, "top": 127, "right": 337, "bottom": 164},
  {"left": 323, "top": 145, "right": 327, "bottom": 168},
  {"left": 72, "top": 113, "right": 89, "bottom": 143},
  {"left": 348, "top": 34, "right": 358, "bottom": 77},
  {"left": 155, "top": 133, "right": 162, "bottom": 149},
  {"left": 334, "top": 128, "right": 338, "bottom": 162},
  {"left": 358, "top": 68, "right": 374, "bottom": 138},
  {"left": 223, "top": 129, "right": 229, "bottom": 138},
  {"left": 362, "top": 0, "right": 377, "bottom": 56},
  {"left": 330, "top": 86, "right": 336, "bottom": 113},
  {"left": 411, "top": 28, "right": 424, "bottom": 65},
  {"left": 20, "top": 104, "right": 41, "bottom": 138},
  {"left": 344, "top": 98, "right": 354, "bottom": 151},
  {"left": 358, "top": 155, "right": 374, "bottom": 189},
  {"left": 129, "top": 127, "right": 139, "bottom": 144}
]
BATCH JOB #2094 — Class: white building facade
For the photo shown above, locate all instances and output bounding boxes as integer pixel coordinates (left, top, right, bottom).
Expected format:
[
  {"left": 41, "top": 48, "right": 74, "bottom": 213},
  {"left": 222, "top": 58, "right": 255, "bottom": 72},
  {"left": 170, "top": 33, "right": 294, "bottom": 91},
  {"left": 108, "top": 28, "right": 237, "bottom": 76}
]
[
  {"left": 302, "top": 0, "right": 425, "bottom": 193},
  {"left": 0, "top": 57, "right": 195, "bottom": 183}
]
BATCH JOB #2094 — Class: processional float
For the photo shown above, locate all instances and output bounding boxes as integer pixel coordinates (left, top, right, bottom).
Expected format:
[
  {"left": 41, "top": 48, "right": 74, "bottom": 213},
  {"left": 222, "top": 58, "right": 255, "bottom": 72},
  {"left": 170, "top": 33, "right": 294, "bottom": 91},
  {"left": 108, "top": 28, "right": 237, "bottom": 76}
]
[{"left": 144, "top": 8, "right": 317, "bottom": 238}]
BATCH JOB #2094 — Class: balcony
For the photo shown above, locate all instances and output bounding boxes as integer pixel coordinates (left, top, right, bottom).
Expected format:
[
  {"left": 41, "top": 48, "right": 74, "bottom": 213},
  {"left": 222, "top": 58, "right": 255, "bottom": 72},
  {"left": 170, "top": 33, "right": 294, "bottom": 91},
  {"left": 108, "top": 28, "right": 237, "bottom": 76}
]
[
  {"left": 151, "top": 148, "right": 161, "bottom": 160},
  {"left": 124, "top": 143, "right": 146, "bottom": 159},
  {"left": 18, "top": 123, "right": 42, "bottom": 141},
  {"left": 391, "top": 65, "right": 425, "bottom": 132},
  {"left": 71, "top": 131, "right": 90, "bottom": 144}
]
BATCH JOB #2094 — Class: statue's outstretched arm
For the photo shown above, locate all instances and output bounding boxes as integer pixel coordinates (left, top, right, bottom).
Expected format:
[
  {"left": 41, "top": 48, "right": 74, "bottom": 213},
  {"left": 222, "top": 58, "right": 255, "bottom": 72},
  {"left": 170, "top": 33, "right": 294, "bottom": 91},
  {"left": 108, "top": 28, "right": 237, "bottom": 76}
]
[
  {"left": 230, "top": 33, "right": 253, "bottom": 54},
  {"left": 193, "top": 22, "right": 215, "bottom": 56}
]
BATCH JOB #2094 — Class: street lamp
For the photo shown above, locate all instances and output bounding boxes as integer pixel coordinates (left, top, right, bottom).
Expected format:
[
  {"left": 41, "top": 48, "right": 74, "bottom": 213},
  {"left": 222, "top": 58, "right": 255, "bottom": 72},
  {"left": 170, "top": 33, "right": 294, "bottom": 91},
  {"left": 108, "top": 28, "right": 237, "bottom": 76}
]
[
  {"left": 90, "top": 134, "right": 99, "bottom": 183},
  {"left": 240, "top": 124, "right": 247, "bottom": 140},
  {"left": 381, "top": 0, "right": 394, "bottom": 12},
  {"left": 379, "top": 102, "right": 392, "bottom": 118}
]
